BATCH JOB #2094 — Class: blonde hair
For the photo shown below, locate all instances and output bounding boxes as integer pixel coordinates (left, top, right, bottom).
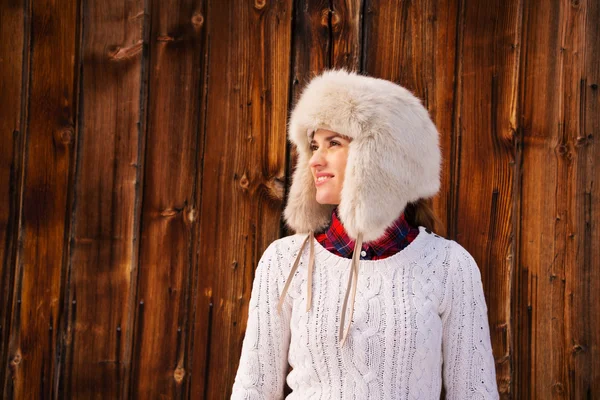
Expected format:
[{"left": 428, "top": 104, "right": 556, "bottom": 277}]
[{"left": 403, "top": 198, "right": 444, "bottom": 233}]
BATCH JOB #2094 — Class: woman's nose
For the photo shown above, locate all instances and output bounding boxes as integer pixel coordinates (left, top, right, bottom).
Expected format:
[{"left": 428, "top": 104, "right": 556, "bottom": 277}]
[{"left": 309, "top": 148, "right": 326, "bottom": 168}]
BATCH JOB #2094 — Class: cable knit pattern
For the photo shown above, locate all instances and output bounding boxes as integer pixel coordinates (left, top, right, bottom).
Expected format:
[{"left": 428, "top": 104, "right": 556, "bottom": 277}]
[{"left": 231, "top": 226, "right": 499, "bottom": 399}]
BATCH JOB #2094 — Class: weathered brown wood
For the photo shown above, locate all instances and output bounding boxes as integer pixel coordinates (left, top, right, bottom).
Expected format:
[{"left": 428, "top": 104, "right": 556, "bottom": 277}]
[
  {"left": 291, "top": 0, "right": 334, "bottom": 92},
  {"left": 56, "top": 0, "right": 145, "bottom": 398},
  {"left": 555, "top": 2, "right": 597, "bottom": 398},
  {"left": 453, "top": 0, "right": 521, "bottom": 397},
  {"left": 2, "top": 0, "right": 79, "bottom": 397},
  {"left": 516, "top": 0, "right": 599, "bottom": 397},
  {"left": 189, "top": 1, "right": 292, "bottom": 398},
  {"left": 518, "top": 0, "right": 563, "bottom": 397},
  {"left": 563, "top": 0, "right": 600, "bottom": 396},
  {"left": 128, "top": 0, "right": 206, "bottom": 397},
  {"left": 0, "top": 0, "right": 27, "bottom": 392},
  {"left": 577, "top": 0, "right": 600, "bottom": 395},
  {"left": 331, "top": 1, "right": 361, "bottom": 70}
]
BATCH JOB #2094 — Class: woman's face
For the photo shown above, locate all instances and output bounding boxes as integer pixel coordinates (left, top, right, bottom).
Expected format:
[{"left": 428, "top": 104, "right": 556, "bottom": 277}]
[{"left": 308, "top": 128, "right": 351, "bottom": 205}]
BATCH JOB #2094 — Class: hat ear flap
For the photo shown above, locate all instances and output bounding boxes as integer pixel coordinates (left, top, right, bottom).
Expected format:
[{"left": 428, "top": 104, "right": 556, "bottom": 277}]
[
  {"left": 337, "top": 135, "right": 411, "bottom": 242},
  {"left": 283, "top": 151, "right": 333, "bottom": 234}
]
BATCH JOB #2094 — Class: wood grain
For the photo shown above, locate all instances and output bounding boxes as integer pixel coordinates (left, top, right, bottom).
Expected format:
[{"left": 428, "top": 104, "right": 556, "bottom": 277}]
[
  {"left": 188, "top": 1, "right": 292, "bottom": 398},
  {"left": 454, "top": 0, "right": 521, "bottom": 397},
  {"left": 128, "top": 0, "right": 206, "bottom": 397},
  {"left": 0, "top": 0, "right": 27, "bottom": 392},
  {"left": 57, "top": 0, "right": 145, "bottom": 398},
  {"left": 2, "top": 0, "right": 79, "bottom": 397},
  {"left": 517, "top": 0, "right": 599, "bottom": 397},
  {"left": 577, "top": 0, "right": 600, "bottom": 394}
]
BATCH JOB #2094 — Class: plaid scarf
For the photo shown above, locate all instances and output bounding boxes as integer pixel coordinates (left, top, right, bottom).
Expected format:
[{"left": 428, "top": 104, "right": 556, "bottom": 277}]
[{"left": 314, "top": 207, "right": 419, "bottom": 260}]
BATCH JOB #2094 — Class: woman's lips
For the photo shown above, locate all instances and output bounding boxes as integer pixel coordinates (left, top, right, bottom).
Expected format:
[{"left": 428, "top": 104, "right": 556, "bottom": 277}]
[{"left": 315, "top": 176, "right": 333, "bottom": 186}]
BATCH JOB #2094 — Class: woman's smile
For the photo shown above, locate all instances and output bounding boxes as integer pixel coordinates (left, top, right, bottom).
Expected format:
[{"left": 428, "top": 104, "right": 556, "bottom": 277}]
[
  {"left": 315, "top": 176, "right": 332, "bottom": 185},
  {"left": 315, "top": 173, "right": 334, "bottom": 185}
]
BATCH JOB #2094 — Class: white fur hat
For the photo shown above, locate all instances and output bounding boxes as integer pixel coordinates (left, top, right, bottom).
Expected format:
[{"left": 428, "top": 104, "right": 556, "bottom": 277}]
[{"left": 283, "top": 69, "right": 442, "bottom": 242}]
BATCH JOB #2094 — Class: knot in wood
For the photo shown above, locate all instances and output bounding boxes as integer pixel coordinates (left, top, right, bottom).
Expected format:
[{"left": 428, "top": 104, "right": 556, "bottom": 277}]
[
  {"left": 320, "top": 9, "right": 330, "bottom": 27},
  {"left": 551, "top": 382, "right": 565, "bottom": 394},
  {"left": 56, "top": 127, "right": 74, "bottom": 145},
  {"left": 173, "top": 367, "right": 185, "bottom": 383},
  {"left": 160, "top": 207, "right": 182, "bottom": 217},
  {"left": 191, "top": 12, "right": 204, "bottom": 31},
  {"left": 576, "top": 136, "right": 589, "bottom": 147},
  {"left": 239, "top": 172, "right": 250, "bottom": 190},
  {"left": 11, "top": 352, "right": 22, "bottom": 366},
  {"left": 330, "top": 10, "right": 341, "bottom": 27},
  {"left": 557, "top": 143, "right": 568, "bottom": 156},
  {"left": 254, "top": 0, "right": 266, "bottom": 10},
  {"left": 185, "top": 207, "right": 196, "bottom": 224},
  {"left": 108, "top": 40, "right": 143, "bottom": 61},
  {"left": 572, "top": 343, "right": 586, "bottom": 354}
]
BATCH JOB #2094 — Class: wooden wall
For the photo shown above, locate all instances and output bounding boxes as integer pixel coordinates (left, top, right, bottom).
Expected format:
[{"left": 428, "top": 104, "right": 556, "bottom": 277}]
[{"left": 0, "top": 0, "right": 598, "bottom": 398}]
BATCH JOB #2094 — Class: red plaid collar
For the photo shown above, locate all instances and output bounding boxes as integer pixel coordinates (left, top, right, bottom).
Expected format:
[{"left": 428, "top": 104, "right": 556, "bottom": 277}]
[{"left": 314, "top": 207, "right": 419, "bottom": 260}]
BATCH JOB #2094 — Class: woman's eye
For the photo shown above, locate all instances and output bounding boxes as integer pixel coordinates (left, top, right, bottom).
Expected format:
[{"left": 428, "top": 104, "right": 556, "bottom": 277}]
[{"left": 310, "top": 140, "right": 341, "bottom": 152}]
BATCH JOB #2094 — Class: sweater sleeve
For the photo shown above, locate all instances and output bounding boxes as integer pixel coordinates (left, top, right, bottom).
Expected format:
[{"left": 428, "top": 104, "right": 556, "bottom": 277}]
[
  {"left": 441, "top": 242, "right": 499, "bottom": 399},
  {"left": 231, "top": 241, "right": 292, "bottom": 400}
]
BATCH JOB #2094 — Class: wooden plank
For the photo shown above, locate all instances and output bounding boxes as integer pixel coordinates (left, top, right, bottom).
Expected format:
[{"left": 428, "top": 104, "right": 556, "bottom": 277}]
[
  {"left": 189, "top": 1, "right": 292, "bottom": 397},
  {"left": 127, "top": 0, "right": 206, "bottom": 397},
  {"left": 291, "top": 0, "right": 335, "bottom": 92},
  {"left": 516, "top": 0, "right": 599, "bottom": 397},
  {"left": 288, "top": 0, "right": 361, "bottom": 96},
  {"left": 453, "top": 0, "right": 522, "bottom": 397},
  {"left": 0, "top": 0, "right": 27, "bottom": 391},
  {"left": 331, "top": 1, "right": 361, "bottom": 69},
  {"left": 576, "top": 0, "right": 600, "bottom": 395},
  {"left": 2, "top": 0, "right": 79, "bottom": 397},
  {"left": 517, "top": 0, "right": 562, "bottom": 397},
  {"left": 57, "top": 0, "right": 145, "bottom": 398},
  {"left": 555, "top": 2, "right": 598, "bottom": 398}
]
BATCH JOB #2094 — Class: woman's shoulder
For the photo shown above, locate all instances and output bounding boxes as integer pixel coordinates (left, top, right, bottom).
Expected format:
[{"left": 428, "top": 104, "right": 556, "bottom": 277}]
[
  {"left": 266, "top": 233, "right": 306, "bottom": 255},
  {"left": 439, "top": 236, "right": 484, "bottom": 286},
  {"left": 413, "top": 227, "right": 482, "bottom": 280},
  {"left": 418, "top": 227, "right": 475, "bottom": 258},
  {"left": 256, "top": 233, "right": 307, "bottom": 270}
]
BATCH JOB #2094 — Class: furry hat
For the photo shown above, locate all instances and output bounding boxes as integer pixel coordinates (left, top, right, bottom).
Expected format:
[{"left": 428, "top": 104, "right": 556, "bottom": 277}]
[{"left": 283, "top": 69, "right": 441, "bottom": 242}]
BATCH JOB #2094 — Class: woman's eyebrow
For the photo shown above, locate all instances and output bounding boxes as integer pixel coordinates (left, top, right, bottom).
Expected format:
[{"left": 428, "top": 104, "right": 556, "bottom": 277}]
[{"left": 310, "top": 135, "right": 343, "bottom": 143}]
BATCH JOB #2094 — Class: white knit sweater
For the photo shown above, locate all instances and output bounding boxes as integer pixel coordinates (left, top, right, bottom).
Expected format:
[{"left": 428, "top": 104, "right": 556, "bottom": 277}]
[{"left": 231, "top": 226, "right": 499, "bottom": 399}]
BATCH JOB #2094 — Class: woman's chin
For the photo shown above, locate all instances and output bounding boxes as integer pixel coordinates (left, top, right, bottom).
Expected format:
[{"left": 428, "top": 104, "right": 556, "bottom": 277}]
[{"left": 315, "top": 192, "right": 340, "bottom": 205}]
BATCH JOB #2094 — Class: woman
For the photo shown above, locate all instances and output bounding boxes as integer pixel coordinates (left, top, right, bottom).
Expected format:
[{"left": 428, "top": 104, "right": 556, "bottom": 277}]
[{"left": 231, "top": 69, "right": 499, "bottom": 399}]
